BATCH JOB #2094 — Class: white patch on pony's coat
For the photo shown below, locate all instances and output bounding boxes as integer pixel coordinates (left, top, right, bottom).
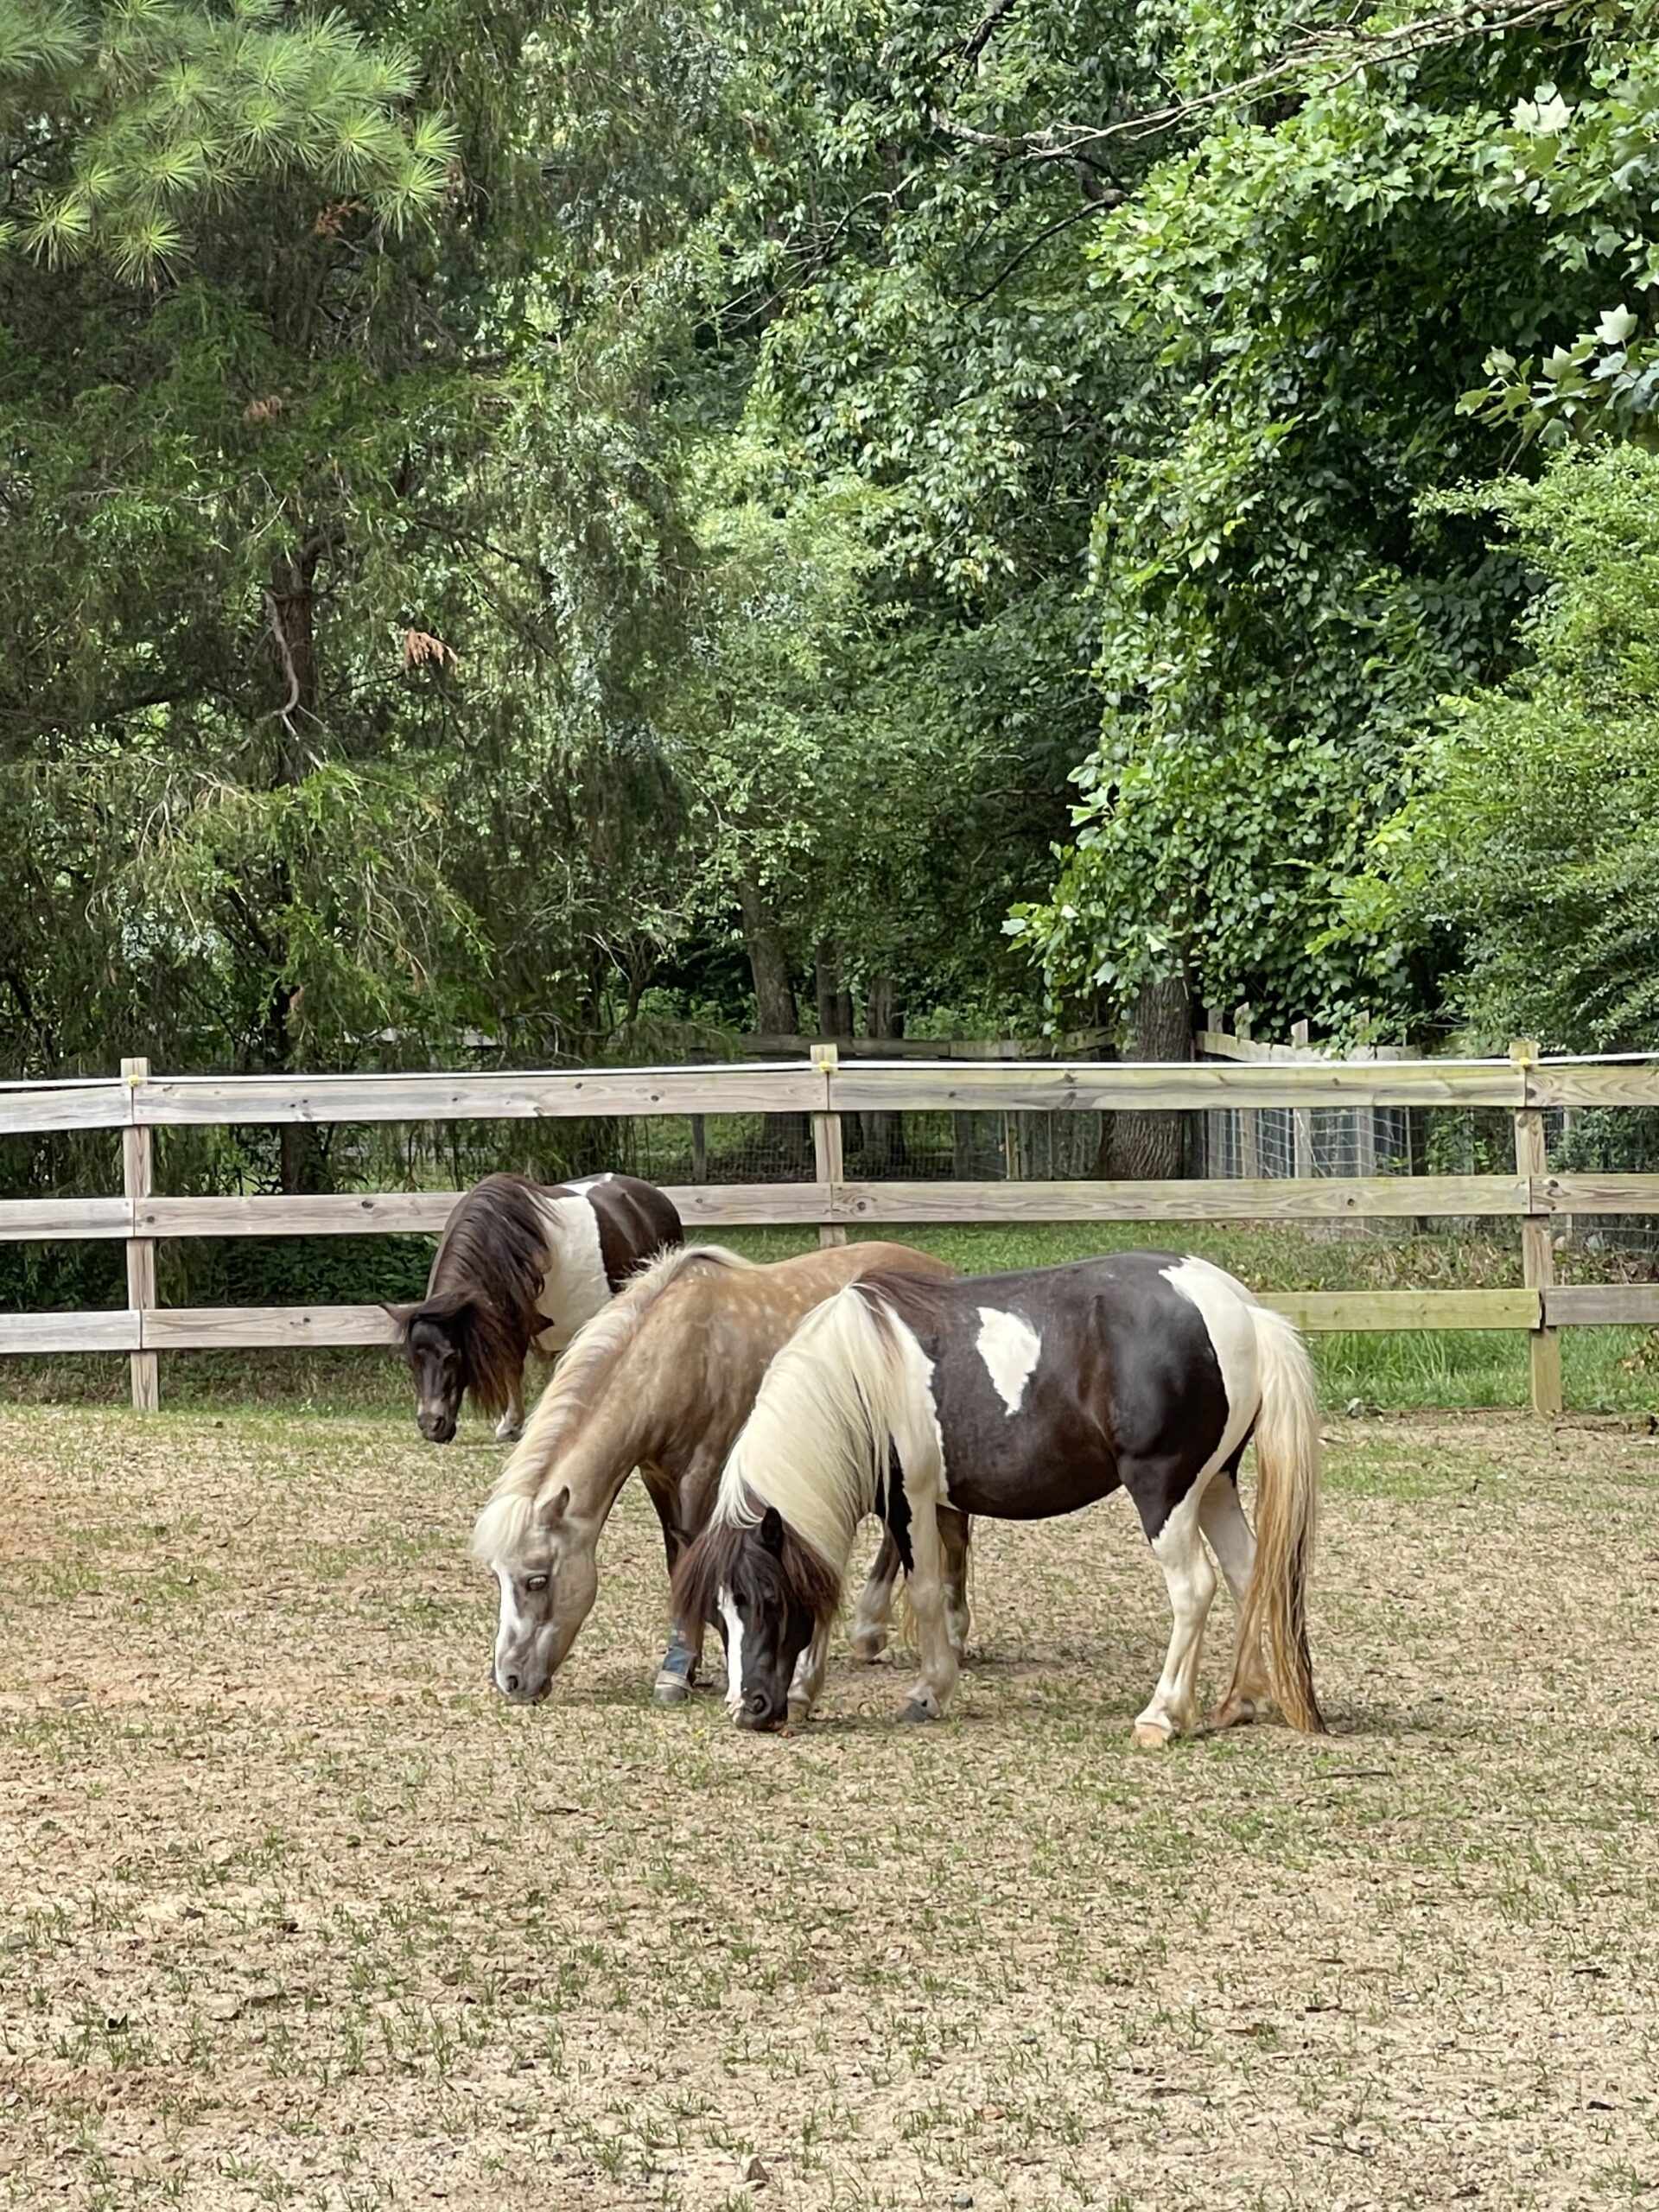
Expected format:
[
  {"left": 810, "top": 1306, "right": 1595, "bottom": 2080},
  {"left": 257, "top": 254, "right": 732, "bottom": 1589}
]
[
  {"left": 531, "top": 1192, "right": 610, "bottom": 1352},
  {"left": 718, "top": 1587, "right": 745, "bottom": 1714},
  {"left": 564, "top": 1173, "right": 613, "bottom": 1194},
  {"left": 1161, "top": 1256, "right": 1259, "bottom": 1446},
  {"left": 975, "top": 1306, "right": 1041, "bottom": 1415}
]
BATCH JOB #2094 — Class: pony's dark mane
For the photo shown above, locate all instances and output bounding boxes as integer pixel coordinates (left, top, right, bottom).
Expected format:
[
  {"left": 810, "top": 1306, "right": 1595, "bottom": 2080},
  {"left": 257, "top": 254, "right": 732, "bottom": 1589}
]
[
  {"left": 671, "top": 1492, "right": 844, "bottom": 1639},
  {"left": 396, "top": 1174, "right": 555, "bottom": 1420}
]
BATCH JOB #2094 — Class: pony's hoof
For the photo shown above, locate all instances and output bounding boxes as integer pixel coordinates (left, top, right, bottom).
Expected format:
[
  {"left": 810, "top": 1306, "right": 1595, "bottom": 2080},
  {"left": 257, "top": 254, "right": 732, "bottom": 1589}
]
[
  {"left": 1131, "top": 1721, "right": 1173, "bottom": 1750},
  {"left": 494, "top": 1421, "right": 524, "bottom": 1445},
  {"left": 1211, "top": 1695, "right": 1257, "bottom": 1731},
  {"left": 652, "top": 1677, "right": 690, "bottom": 1707},
  {"left": 899, "top": 1696, "right": 940, "bottom": 1725},
  {"left": 849, "top": 1634, "right": 889, "bottom": 1664}
]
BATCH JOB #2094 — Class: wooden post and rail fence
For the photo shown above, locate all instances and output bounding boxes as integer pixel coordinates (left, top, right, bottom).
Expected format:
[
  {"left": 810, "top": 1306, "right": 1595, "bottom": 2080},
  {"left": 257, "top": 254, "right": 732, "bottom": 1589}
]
[{"left": 3, "top": 1041, "right": 1659, "bottom": 1414}]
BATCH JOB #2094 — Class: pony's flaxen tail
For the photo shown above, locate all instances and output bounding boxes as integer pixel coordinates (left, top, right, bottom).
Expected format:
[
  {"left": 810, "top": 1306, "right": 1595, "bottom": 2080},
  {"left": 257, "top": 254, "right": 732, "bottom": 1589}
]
[{"left": 1236, "top": 1305, "right": 1324, "bottom": 1733}]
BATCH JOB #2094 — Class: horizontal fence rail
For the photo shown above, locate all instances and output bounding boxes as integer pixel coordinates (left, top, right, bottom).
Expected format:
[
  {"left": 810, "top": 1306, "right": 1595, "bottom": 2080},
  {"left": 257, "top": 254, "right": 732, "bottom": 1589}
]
[{"left": 3, "top": 1046, "right": 1659, "bottom": 1410}]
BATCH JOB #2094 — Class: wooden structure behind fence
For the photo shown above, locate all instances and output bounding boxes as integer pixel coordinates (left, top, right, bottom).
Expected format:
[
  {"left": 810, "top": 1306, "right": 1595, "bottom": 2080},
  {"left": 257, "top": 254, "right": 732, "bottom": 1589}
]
[{"left": 6, "top": 1043, "right": 1659, "bottom": 1414}]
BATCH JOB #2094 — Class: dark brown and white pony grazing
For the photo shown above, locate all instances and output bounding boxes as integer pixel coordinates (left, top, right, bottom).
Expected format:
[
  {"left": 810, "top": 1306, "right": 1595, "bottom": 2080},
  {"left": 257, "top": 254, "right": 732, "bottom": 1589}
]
[
  {"left": 674, "top": 1251, "right": 1324, "bottom": 1744},
  {"left": 468, "top": 1242, "right": 964, "bottom": 1707},
  {"left": 390, "top": 1173, "right": 682, "bottom": 1444}
]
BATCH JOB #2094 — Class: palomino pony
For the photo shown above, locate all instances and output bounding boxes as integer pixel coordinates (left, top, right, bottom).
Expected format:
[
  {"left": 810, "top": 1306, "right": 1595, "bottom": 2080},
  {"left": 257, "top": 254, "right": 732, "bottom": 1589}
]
[
  {"left": 469, "top": 1242, "right": 964, "bottom": 1706},
  {"left": 390, "top": 1172, "right": 681, "bottom": 1443},
  {"left": 673, "top": 1251, "right": 1324, "bottom": 1744}
]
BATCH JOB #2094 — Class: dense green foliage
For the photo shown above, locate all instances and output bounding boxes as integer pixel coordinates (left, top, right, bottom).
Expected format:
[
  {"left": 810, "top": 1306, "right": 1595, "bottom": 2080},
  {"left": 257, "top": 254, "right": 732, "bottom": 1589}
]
[
  {"left": 1351, "top": 445, "right": 1659, "bottom": 1048},
  {"left": 6, "top": 0, "right": 1659, "bottom": 1206},
  {"left": 1010, "top": 4, "right": 1659, "bottom": 1037}
]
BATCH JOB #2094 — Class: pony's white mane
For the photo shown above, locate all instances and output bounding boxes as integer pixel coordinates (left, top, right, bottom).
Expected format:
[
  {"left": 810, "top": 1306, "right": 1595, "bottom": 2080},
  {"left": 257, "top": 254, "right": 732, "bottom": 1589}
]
[
  {"left": 713, "top": 1282, "right": 944, "bottom": 1572},
  {"left": 469, "top": 1243, "right": 755, "bottom": 1563}
]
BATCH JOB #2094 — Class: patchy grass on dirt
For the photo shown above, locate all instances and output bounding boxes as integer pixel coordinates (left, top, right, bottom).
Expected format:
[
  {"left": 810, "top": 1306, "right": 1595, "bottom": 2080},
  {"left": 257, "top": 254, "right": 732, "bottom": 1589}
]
[{"left": 3, "top": 1406, "right": 1659, "bottom": 2210}]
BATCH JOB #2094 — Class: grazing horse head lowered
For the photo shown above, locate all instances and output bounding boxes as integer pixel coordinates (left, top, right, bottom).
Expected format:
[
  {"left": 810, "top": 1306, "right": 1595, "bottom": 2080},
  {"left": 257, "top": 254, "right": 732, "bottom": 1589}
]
[
  {"left": 468, "top": 1242, "right": 958, "bottom": 1708},
  {"left": 393, "top": 1288, "right": 504, "bottom": 1443},
  {"left": 389, "top": 1172, "right": 683, "bottom": 1445},
  {"left": 470, "top": 1482, "right": 596, "bottom": 1702}
]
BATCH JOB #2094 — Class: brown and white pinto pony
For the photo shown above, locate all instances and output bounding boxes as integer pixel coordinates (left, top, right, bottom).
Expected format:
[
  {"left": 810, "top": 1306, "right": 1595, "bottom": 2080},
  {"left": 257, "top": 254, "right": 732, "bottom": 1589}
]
[
  {"left": 468, "top": 1242, "right": 964, "bottom": 1707},
  {"left": 390, "top": 1172, "right": 682, "bottom": 1444},
  {"left": 674, "top": 1251, "right": 1324, "bottom": 1744}
]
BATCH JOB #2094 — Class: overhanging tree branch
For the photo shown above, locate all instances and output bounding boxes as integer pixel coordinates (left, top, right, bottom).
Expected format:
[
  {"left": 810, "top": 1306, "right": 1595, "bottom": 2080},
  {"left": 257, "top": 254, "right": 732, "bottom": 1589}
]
[{"left": 935, "top": 0, "right": 1581, "bottom": 162}]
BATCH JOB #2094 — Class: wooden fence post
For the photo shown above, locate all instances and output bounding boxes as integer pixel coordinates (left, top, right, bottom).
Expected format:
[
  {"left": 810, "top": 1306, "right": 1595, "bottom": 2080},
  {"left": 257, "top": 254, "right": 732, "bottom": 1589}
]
[
  {"left": 122, "top": 1056, "right": 160, "bottom": 1412},
  {"left": 1290, "top": 1019, "right": 1315, "bottom": 1178},
  {"left": 1234, "top": 1004, "right": 1260, "bottom": 1178},
  {"left": 1511, "top": 1039, "right": 1562, "bottom": 1417},
  {"left": 811, "top": 1044, "right": 846, "bottom": 1248}
]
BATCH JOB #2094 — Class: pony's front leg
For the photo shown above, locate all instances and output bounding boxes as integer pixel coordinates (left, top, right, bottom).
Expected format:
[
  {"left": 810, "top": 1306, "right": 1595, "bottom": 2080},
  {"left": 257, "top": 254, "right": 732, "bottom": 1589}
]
[
  {"left": 1131, "top": 1474, "right": 1217, "bottom": 1748},
  {"left": 654, "top": 1623, "right": 702, "bottom": 1705},
  {"left": 493, "top": 1369, "right": 525, "bottom": 1444},
  {"left": 1199, "top": 1465, "right": 1269, "bottom": 1730},
  {"left": 898, "top": 1502, "right": 961, "bottom": 1725},
  {"left": 643, "top": 1465, "right": 702, "bottom": 1707},
  {"left": 849, "top": 1529, "right": 900, "bottom": 1661},
  {"left": 787, "top": 1623, "right": 830, "bottom": 1724}
]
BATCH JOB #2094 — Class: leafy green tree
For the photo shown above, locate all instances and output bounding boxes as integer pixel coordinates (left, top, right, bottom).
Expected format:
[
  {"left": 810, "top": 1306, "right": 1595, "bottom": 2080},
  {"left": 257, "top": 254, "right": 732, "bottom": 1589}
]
[
  {"left": 1345, "top": 445, "right": 1659, "bottom": 1050},
  {"left": 1006, "top": 5, "right": 1613, "bottom": 1043},
  {"left": 1461, "top": 41, "right": 1659, "bottom": 443}
]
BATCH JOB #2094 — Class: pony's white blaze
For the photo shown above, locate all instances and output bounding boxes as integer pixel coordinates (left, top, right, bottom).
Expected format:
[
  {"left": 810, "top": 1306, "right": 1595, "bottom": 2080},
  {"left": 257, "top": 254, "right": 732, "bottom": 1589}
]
[
  {"left": 531, "top": 1192, "right": 610, "bottom": 1352},
  {"left": 718, "top": 1587, "right": 745, "bottom": 1713},
  {"left": 975, "top": 1306, "right": 1041, "bottom": 1415},
  {"left": 491, "top": 1563, "right": 525, "bottom": 1681}
]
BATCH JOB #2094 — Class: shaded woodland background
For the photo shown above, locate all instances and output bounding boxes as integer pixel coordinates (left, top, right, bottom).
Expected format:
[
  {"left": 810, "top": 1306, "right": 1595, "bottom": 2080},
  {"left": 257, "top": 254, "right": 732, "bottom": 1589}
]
[{"left": 5, "top": 0, "right": 1659, "bottom": 1270}]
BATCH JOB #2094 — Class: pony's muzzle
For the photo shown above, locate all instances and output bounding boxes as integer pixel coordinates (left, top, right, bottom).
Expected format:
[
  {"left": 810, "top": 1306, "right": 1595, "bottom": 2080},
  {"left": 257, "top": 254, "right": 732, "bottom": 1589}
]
[
  {"left": 498, "top": 1670, "right": 548, "bottom": 1705},
  {"left": 419, "top": 1408, "right": 458, "bottom": 1443},
  {"left": 735, "top": 1689, "right": 785, "bottom": 1732}
]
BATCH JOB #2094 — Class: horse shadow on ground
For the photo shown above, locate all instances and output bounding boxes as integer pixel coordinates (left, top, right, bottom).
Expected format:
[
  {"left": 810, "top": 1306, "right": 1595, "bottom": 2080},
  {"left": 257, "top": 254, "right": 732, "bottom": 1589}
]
[{"left": 569, "top": 1649, "right": 1479, "bottom": 1749}]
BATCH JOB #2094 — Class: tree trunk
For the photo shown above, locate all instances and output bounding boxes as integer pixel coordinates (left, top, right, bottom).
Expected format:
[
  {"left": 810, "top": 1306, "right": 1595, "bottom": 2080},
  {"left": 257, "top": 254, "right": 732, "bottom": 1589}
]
[
  {"left": 864, "top": 973, "right": 906, "bottom": 1173},
  {"left": 738, "top": 879, "right": 808, "bottom": 1171},
  {"left": 738, "top": 879, "right": 798, "bottom": 1039},
  {"left": 815, "top": 939, "right": 839, "bottom": 1042},
  {"left": 1103, "top": 972, "right": 1193, "bottom": 1182},
  {"left": 264, "top": 543, "right": 323, "bottom": 1195}
]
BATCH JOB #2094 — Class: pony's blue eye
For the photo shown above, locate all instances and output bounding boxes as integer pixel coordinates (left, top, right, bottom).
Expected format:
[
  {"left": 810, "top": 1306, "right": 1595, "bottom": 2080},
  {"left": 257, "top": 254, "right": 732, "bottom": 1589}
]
[{"left": 524, "top": 1575, "right": 550, "bottom": 1593}]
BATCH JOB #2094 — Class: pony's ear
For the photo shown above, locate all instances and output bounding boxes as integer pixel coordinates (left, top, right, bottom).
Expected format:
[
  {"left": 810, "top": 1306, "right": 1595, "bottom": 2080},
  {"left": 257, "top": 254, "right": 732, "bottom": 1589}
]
[
  {"left": 381, "top": 1301, "right": 415, "bottom": 1340},
  {"left": 759, "top": 1504, "right": 785, "bottom": 1555},
  {"left": 536, "top": 1484, "right": 570, "bottom": 1530}
]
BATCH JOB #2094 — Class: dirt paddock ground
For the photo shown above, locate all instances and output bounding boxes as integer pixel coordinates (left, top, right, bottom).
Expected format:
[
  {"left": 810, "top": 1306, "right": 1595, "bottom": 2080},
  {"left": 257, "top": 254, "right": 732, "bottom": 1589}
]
[{"left": 3, "top": 1406, "right": 1658, "bottom": 2212}]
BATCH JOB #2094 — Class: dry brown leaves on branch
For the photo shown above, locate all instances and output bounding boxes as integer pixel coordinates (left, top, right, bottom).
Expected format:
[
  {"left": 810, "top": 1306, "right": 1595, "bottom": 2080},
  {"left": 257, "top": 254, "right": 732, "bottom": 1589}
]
[
  {"left": 402, "top": 628, "right": 459, "bottom": 673},
  {"left": 314, "top": 200, "right": 368, "bottom": 238}
]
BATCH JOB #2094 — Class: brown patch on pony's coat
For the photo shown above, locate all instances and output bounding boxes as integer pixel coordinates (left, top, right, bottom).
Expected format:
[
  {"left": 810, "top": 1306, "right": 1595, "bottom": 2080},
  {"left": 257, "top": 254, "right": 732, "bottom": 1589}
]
[
  {"left": 473, "top": 1240, "right": 956, "bottom": 1573},
  {"left": 671, "top": 1496, "right": 844, "bottom": 1642},
  {"left": 391, "top": 1174, "right": 559, "bottom": 1421}
]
